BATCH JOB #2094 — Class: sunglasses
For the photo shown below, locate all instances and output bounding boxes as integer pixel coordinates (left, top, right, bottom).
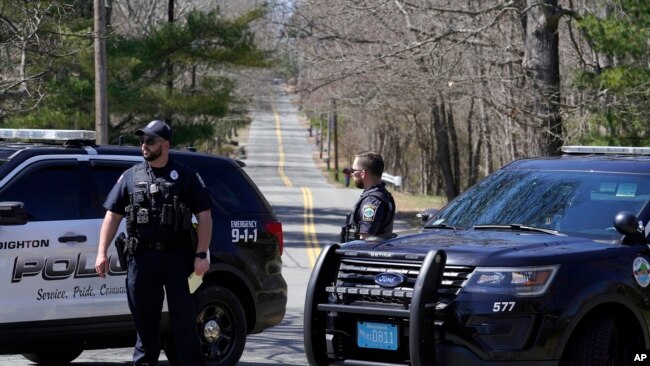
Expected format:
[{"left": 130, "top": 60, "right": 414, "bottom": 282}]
[{"left": 139, "top": 136, "right": 160, "bottom": 146}]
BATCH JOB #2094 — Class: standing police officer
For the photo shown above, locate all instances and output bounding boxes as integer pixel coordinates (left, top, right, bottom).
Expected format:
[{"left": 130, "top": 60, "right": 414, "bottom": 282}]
[
  {"left": 95, "top": 120, "right": 212, "bottom": 366},
  {"left": 342, "top": 151, "right": 396, "bottom": 241}
]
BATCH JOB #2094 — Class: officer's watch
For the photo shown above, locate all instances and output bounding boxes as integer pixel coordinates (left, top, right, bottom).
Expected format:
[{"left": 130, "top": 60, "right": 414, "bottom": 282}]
[{"left": 195, "top": 252, "right": 207, "bottom": 259}]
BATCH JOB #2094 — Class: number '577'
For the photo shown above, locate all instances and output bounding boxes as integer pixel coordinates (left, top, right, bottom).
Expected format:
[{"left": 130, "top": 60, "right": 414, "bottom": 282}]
[{"left": 493, "top": 301, "right": 515, "bottom": 312}]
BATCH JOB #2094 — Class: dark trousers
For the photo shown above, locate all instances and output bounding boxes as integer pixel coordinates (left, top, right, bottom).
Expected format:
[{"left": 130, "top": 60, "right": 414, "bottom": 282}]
[{"left": 126, "top": 248, "right": 204, "bottom": 366}]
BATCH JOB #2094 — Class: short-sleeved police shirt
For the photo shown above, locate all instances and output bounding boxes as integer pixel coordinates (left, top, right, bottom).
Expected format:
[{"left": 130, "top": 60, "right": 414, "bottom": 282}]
[
  {"left": 104, "top": 159, "right": 211, "bottom": 215},
  {"left": 352, "top": 182, "right": 395, "bottom": 235}
]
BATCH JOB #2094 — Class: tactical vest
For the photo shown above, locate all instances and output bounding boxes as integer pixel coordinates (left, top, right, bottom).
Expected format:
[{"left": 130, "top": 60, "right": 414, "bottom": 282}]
[{"left": 125, "top": 162, "right": 193, "bottom": 244}]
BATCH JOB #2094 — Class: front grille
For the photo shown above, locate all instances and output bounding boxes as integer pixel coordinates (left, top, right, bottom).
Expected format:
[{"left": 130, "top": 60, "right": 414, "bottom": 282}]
[
  {"left": 306, "top": 247, "right": 456, "bottom": 364},
  {"left": 325, "top": 257, "right": 474, "bottom": 311}
]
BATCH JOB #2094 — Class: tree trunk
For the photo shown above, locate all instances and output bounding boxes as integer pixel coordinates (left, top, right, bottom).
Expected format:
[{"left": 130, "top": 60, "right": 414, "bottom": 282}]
[
  {"left": 522, "top": 0, "right": 563, "bottom": 156},
  {"left": 467, "top": 98, "right": 481, "bottom": 187},
  {"left": 94, "top": 0, "right": 108, "bottom": 144},
  {"left": 446, "top": 105, "right": 460, "bottom": 195},
  {"left": 414, "top": 113, "right": 434, "bottom": 195},
  {"left": 165, "top": 0, "right": 175, "bottom": 126},
  {"left": 432, "top": 95, "right": 458, "bottom": 201}
]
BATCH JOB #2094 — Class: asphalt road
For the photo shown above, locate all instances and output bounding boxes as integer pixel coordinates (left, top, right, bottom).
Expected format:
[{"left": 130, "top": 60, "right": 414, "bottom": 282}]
[
  {"left": 238, "top": 90, "right": 365, "bottom": 365},
  {"left": 0, "top": 88, "right": 393, "bottom": 365}
]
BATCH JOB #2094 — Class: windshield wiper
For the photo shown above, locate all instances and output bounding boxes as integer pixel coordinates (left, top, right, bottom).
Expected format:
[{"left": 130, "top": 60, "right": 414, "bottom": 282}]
[
  {"left": 424, "top": 223, "right": 462, "bottom": 230},
  {"left": 472, "top": 224, "right": 562, "bottom": 236}
]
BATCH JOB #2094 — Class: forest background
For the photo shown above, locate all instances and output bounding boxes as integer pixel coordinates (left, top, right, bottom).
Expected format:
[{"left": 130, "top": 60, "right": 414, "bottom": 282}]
[{"left": 1, "top": 0, "right": 649, "bottom": 203}]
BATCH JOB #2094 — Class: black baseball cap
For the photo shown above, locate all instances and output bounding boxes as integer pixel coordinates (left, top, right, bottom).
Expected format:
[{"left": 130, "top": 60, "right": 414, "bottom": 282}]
[{"left": 135, "top": 120, "right": 172, "bottom": 141}]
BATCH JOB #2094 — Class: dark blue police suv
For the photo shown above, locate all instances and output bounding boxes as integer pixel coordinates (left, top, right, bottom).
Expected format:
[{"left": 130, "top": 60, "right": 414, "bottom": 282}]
[{"left": 305, "top": 146, "right": 650, "bottom": 366}]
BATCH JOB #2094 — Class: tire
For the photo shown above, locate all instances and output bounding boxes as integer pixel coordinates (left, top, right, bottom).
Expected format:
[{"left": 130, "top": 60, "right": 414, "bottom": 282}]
[
  {"left": 561, "top": 317, "right": 626, "bottom": 366},
  {"left": 22, "top": 349, "right": 83, "bottom": 365},
  {"left": 165, "top": 285, "right": 247, "bottom": 366}
]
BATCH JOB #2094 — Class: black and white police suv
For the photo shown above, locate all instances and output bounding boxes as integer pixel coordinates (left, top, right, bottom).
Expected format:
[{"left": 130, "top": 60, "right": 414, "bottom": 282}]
[
  {"left": 305, "top": 146, "right": 650, "bottom": 366},
  {"left": 0, "top": 129, "right": 286, "bottom": 365}
]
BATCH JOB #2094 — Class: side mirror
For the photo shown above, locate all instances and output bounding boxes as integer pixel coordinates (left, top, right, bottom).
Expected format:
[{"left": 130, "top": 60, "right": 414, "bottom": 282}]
[
  {"left": 0, "top": 201, "right": 29, "bottom": 226},
  {"left": 416, "top": 208, "right": 439, "bottom": 225},
  {"left": 614, "top": 211, "right": 642, "bottom": 235}
]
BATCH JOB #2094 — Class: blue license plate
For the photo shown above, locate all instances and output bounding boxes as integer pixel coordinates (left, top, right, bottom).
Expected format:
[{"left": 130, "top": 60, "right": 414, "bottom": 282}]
[{"left": 357, "top": 321, "right": 399, "bottom": 351}]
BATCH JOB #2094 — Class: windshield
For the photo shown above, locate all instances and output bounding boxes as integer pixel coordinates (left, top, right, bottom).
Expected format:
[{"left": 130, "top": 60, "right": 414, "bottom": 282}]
[{"left": 429, "top": 169, "right": 650, "bottom": 242}]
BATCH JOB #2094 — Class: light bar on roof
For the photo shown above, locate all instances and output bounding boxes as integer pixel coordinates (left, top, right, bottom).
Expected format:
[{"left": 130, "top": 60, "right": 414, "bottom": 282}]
[
  {"left": 561, "top": 146, "right": 650, "bottom": 155},
  {"left": 0, "top": 129, "right": 96, "bottom": 142}
]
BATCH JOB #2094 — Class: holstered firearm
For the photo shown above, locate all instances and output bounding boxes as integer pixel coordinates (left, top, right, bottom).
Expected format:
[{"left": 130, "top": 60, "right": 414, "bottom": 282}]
[
  {"left": 114, "top": 232, "right": 128, "bottom": 269},
  {"left": 340, "top": 213, "right": 360, "bottom": 243},
  {"left": 339, "top": 225, "right": 349, "bottom": 243},
  {"left": 340, "top": 224, "right": 360, "bottom": 243}
]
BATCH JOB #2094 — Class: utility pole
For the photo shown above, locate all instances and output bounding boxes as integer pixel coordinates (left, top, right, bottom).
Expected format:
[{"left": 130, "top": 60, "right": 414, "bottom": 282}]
[
  {"left": 165, "top": 0, "right": 175, "bottom": 127},
  {"left": 94, "top": 0, "right": 108, "bottom": 144},
  {"left": 332, "top": 99, "right": 339, "bottom": 181},
  {"left": 319, "top": 112, "right": 324, "bottom": 159},
  {"left": 326, "top": 107, "right": 332, "bottom": 171}
]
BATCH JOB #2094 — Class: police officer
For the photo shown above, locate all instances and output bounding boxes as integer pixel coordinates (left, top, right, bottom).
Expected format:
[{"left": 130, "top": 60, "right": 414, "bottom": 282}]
[
  {"left": 343, "top": 151, "right": 395, "bottom": 241},
  {"left": 95, "top": 120, "right": 212, "bottom": 366}
]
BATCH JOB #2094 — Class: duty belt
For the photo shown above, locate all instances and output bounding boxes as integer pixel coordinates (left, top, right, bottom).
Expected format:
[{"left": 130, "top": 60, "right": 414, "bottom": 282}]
[{"left": 139, "top": 240, "right": 186, "bottom": 251}]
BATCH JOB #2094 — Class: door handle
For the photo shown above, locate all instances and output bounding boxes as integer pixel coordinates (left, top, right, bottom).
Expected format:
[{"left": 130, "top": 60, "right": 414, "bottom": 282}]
[{"left": 58, "top": 235, "right": 88, "bottom": 243}]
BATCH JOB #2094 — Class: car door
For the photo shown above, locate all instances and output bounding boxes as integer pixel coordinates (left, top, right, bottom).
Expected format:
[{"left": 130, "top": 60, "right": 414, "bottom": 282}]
[
  {"left": 0, "top": 157, "right": 97, "bottom": 322},
  {"left": 85, "top": 157, "right": 140, "bottom": 317}
]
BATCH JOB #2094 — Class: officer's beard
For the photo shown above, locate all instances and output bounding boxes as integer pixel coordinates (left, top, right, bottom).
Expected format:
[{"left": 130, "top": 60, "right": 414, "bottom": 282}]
[
  {"left": 143, "top": 145, "right": 162, "bottom": 162},
  {"left": 354, "top": 178, "right": 364, "bottom": 189}
]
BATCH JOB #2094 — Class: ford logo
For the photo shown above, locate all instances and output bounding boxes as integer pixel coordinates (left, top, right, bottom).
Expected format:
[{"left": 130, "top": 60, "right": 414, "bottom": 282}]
[{"left": 374, "top": 272, "right": 406, "bottom": 288}]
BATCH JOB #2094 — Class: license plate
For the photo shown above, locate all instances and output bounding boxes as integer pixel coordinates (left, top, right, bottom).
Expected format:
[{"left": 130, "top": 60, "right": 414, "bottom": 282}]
[{"left": 357, "top": 321, "right": 399, "bottom": 351}]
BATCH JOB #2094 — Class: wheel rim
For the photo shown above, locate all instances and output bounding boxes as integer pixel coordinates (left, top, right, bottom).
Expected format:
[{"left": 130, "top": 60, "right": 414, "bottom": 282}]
[{"left": 198, "top": 301, "right": 235, "bottom": 362}]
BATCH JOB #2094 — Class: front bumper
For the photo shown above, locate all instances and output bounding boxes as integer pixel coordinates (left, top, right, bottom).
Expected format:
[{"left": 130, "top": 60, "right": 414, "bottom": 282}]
[
  {"left": 321, "top": 338, "right": 558, "bottom": 366},
  {"left": 305, "top": 245, "right": 446, "bottom": 366},
  {"left": 304, "top": 245, "right": 558, "bottom": 366},
  {"left": 320, "top": 311, "right": 553, "bottom": 366}
]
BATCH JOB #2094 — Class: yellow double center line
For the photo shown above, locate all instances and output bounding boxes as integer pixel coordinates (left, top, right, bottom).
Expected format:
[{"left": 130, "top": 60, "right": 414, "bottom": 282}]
[
  {"left": 302, "top": 187, "right": 320, "bottom": 266},
  {"left": 273, "top": 101, "right": 319, "bottom": 266},
  {"left": 273, "top": 104, "right": 293, "bottom": 188}
]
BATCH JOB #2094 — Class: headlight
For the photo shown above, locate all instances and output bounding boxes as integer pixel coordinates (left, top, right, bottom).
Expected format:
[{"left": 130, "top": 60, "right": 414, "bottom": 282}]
[{"left": 464, "top": 265, "right": 560, "bottom": 297}]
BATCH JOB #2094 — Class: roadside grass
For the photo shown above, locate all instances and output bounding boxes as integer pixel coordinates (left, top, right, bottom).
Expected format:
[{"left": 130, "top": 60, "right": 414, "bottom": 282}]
[
  {"left": 218, "top": 124, "right": 251, "bottom": 159},
  {"left": 392, "top": 191, "right": 446, "bottom": 227}
]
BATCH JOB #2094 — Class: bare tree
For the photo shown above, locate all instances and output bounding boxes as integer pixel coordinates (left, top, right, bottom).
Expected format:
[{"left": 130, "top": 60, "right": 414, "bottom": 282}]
[
  {"left": 286, "top": 0, "right": 607, "bottom": 198},
  {"left": 0, "top": 1, "right": 76, "bottom": 119},
  {"left": 521, "top": 0, "right": 563, "bottom": 155},
  {"left": 95, "top": 0, "right": 109, "bottom": 143}
]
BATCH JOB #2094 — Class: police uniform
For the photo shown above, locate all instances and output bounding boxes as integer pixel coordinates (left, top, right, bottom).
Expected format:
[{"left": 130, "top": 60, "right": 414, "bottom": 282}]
[
  {"left": 104, "top": 159, "right": 211, "bottom": 366},
  {"left": 348, "top": 182, "right": 396, "bottom": 237}
]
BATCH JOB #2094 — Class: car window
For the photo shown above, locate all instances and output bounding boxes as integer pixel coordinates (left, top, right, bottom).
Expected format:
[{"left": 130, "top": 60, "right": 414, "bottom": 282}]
[
  {"left": 196, "top": 166, "right": 266, "bottom": 213},
  {"left": 87, "top": 161, "right": 138, "bottom": 218},
  {"left": 432, "top": 169, "right": 650, "bottom": 242},
  {"left": 0, "top": 160, "right": 82, "bottom": 221}
]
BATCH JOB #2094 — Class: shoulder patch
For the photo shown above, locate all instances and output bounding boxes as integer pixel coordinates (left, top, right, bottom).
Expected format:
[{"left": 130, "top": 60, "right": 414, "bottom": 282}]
[{"left": 362, "top": 204, "right": 377, "bottom": 222}]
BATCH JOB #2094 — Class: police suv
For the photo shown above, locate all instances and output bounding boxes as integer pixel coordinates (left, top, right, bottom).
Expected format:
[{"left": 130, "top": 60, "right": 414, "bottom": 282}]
[
  {"left": 305, "top": 146, "right": 650, "bottom": 366},
  {"left": 0, "top": 129, "right": 286, "bottom": 365}
]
